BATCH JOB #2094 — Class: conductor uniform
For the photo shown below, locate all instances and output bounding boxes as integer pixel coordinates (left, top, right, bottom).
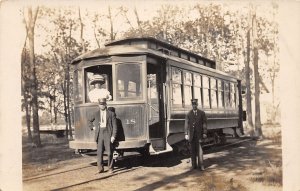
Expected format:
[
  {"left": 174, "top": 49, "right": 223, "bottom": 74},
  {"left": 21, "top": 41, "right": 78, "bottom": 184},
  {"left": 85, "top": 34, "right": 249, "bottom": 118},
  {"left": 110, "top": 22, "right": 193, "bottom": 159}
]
[{"left": 184, "top": 99, "right": 207, "bottom": 170}]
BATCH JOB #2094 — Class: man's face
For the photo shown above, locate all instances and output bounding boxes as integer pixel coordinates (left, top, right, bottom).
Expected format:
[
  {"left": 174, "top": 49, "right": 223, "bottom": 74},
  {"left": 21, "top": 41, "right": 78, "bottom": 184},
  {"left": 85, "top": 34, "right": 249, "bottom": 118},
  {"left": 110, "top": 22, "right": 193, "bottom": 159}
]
[
  {"left": 192, "top": 103, "right": 198, "bottom": 110},
  {"left": 99, "top": 103, "right": 106, "bottom": 110}
]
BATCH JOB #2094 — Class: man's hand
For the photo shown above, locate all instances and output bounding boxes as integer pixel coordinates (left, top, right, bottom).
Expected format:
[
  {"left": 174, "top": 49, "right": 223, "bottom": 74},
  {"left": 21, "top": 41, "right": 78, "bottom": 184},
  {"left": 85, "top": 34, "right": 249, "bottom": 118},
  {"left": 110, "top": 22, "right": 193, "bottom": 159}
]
[
  {"left": 185, "top": 134, "right": 189, "bottom": 140},
  {"left": 111, "top": 137, "right": 115, "bottom": 143},
  {"left": 203, "top": 134, "right": 207, "bottom": 139}
]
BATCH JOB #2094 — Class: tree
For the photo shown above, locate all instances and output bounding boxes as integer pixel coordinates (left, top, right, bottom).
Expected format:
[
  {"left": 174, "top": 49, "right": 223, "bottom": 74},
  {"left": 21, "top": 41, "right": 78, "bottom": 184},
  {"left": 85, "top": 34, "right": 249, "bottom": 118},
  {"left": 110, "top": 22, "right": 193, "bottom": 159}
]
[
  {"left": 245, "top": 5, "right": 255, "bottom": 135},
  {"left": 23, "top": 6, "right": 41, "bottom": 146},
  {"left": 21, "top": 45, "right": 33, "bottom": 142}
]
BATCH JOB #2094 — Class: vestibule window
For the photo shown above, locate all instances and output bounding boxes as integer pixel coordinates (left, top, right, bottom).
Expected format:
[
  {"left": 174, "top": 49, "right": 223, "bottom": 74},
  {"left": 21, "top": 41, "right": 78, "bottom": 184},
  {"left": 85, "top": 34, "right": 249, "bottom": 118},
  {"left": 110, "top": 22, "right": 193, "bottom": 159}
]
[{"left": 116, "top": 63, "right": 142, "bottom": 100}]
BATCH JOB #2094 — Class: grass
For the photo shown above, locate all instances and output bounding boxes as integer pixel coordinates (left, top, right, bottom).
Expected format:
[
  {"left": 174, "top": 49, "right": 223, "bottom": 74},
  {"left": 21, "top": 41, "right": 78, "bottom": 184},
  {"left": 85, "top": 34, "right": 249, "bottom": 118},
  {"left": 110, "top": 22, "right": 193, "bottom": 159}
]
[
  {"left": 250, "top": 160, "right": 282, "bottom": 186},
  {"left": 202, "top": 175, "right": 247, "bottom": 191}
]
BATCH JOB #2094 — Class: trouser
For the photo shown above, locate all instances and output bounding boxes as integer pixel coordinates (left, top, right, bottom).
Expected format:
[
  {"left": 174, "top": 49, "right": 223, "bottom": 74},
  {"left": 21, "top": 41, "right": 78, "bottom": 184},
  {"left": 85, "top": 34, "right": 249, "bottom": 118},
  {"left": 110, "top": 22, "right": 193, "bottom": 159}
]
[
  {"left": 190, "top": 134, "right": 204, "bottom": 168},
  {"left": 97, "top": 128, "right": 113, "bottom": 171}
]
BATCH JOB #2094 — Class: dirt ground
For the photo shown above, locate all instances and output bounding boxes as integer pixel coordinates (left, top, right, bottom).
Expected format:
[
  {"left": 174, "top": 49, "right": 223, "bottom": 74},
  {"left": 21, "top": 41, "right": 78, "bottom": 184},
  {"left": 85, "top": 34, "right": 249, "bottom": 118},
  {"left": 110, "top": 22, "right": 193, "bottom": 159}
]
[{"left": 22, "top": 125, "right": 282, "bottom": 191}]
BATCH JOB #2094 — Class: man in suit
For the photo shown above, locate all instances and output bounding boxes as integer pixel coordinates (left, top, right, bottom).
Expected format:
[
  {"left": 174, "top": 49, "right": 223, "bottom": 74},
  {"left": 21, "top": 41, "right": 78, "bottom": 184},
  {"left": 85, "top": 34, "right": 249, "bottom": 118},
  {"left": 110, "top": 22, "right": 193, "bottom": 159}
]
[
  {"left": 89, "top": 98, "right": 117, "bottom": 173},
  {"left": 184, "top": 99, "right": 207, "bottom": 170}
]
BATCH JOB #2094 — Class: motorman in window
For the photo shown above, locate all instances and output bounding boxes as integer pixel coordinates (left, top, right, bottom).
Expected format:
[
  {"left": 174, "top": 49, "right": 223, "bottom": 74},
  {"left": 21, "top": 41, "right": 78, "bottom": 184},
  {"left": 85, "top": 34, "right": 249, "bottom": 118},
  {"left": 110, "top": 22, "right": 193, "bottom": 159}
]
[
  {"left": 88, "top": 74, "right": 112, "bottom": 102},
  {"left": 184, "top": 99, "right": 207, "bottom": 170},
  {"left": 88, "top": 98, "right": 117, "bottom": 173}
]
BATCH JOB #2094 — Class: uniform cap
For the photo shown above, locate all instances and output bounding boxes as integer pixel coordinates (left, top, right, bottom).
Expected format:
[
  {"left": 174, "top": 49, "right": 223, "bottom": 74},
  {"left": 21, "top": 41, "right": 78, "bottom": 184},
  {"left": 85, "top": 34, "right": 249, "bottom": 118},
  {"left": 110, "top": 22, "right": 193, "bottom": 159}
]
[{"left": 191, "top": 99, "right": 198, "bottom": 104}]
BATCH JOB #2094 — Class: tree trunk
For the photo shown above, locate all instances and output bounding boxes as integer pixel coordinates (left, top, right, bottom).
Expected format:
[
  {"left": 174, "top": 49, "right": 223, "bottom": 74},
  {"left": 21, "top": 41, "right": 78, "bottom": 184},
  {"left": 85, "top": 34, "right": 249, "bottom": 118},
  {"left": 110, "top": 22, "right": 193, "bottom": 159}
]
[
  {"left": 66, "top": 64, "right": 73, "bottom": 139},
  {"left": 245, "top": 29, "right": 254, "bottom": 135},
  {"left": 49, "top": 93, "right": 53, "bottom": 124},
  {"left": 108, "top": 6, "right": 115, "bottom": 41},
  {"left": 25, "top": 92, "right": 32, "bottom": 142},
  {"left": 252, "top": 12, "right": 263, "bottom": 138},
  {"left": 62, "top": 82, "right": 69, "bottom": 139},
  {"left": 25, "top": 7, "right": 41, "bottom": 147},
  {"left": 78, "top": 8, "right": 86, "bottom": 53},
  {"left": 253, "top": 47, "right": 263, "bottom": 137},
  {"left": 53, "top": 89, "right": 58, "bottom": 124}
]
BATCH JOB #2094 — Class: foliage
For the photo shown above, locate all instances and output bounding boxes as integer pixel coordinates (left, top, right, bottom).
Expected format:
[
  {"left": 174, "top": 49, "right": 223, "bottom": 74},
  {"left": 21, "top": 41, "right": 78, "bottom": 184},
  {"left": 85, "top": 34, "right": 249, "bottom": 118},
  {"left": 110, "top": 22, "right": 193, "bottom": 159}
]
[{"left": 21, "top": 2, "right": 280, "bottom": 130}]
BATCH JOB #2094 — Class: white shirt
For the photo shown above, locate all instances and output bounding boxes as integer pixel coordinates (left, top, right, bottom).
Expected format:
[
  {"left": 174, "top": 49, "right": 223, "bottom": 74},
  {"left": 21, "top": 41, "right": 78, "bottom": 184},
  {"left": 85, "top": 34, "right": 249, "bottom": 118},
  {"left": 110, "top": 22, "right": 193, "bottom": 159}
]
[
  {"left": 88, "top": 88, "right": 112, "bottom": 102},
  {"left": 100, "top": 110, "right": 107, "bottom": 128}
]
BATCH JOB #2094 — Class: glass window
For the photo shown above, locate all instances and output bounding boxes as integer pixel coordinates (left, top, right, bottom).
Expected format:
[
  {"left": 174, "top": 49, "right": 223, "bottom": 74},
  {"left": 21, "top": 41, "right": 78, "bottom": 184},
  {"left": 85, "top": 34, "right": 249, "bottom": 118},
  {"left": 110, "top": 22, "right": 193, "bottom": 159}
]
[
  {"left": 193, "top": 74, "right": 202, "bottom": 107},
  {"left": 172, "top": 83, "right": 182, "bottom": 105},
  {"left": 172, "top": 68, "right": 182, "bottom": 83},
  {"left": 211, "top": 78, "right": 218, "bottom": 108},
  {"left": 116, "top": 63, "right": 142, "bottom": 100},
  {"left": 203, "top": 89, "right": 210, "bottom": 108},
  {"left": 202, "top": 76, "right": 210, "bottom": 108},
  {"left": 203, "top": 76, "right": 209, "bottom": 89},
  {"left": 85, "top": 65, "right": 112, "bottom": 103},
  {"left": 184, "top": 72, "right": 192, "bottom": 106},
  {"left": 184, "top": 72, "right": 192, "bottom": 86},
  {"left": 218, "top": 80, "right": 224, "bottom": 108},
  {"left": 231, "top": 83, "right": 236, "bottom": 108},
  {"left": 193, "top": 74, "right": 201, "bottom": 87},
  {"left": 224, "top": 82, "right": 230, "bottom": 108},
  {"left": 184, "top": 86, "right": 192, "bottom": 106},
  {"left": 172, "top": 68, "right": 183, "bottom": 106}
]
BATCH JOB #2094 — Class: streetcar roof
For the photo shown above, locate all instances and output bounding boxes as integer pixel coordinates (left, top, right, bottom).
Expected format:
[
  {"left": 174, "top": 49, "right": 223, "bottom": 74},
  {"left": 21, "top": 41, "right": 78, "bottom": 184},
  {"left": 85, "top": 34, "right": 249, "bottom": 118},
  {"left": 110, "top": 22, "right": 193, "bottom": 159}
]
[{"left": 71, "top": 37, "right": 240, "bottom": 81}]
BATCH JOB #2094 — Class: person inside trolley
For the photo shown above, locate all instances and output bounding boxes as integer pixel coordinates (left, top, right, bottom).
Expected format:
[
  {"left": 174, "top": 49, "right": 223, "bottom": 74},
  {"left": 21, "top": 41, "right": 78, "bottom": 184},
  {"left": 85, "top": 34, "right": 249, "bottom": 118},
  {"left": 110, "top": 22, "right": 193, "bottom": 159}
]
[{"left": 88, "top": 74, "right": 112, "bottom": 102}]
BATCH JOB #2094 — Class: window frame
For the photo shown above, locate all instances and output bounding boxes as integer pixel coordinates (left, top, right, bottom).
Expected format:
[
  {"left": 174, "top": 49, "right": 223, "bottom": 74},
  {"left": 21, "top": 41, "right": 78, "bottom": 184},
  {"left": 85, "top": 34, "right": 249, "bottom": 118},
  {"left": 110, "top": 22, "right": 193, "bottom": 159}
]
[
  {"left": 171, "top": 67, "right": 183, "bottom": 107},
  {"left": 193, "top": 73, "right": 202, "bottom": 108},
  {"left": 115, "top": 62, "right": 143, "bottom": 101},
  {"left": 202, "top": 75, "right": 211, "bottom": 109},
  {"left": 183, "top": 71, "right": 193, "bottom": 107}
]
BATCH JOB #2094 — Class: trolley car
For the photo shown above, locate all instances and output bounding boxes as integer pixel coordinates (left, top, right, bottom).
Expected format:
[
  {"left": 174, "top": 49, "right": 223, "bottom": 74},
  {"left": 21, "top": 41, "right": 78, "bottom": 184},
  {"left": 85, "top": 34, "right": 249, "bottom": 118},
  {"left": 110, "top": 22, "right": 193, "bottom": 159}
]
[{"left": 69, "top": 37, "right": 244, "bottom": 156}]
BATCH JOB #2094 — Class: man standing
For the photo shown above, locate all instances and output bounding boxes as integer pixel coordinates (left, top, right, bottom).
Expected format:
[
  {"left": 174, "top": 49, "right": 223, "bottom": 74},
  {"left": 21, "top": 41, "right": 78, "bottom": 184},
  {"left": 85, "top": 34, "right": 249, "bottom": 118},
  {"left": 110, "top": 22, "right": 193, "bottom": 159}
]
[
  {"left": 184, "top": 99, "right": 207, "bottom": 170},
  {"left": 89, "top": 98, "right": 117, "bottom": 173},
  {"left": 88, "top": 74, "right": 112, "bottom": 102}
]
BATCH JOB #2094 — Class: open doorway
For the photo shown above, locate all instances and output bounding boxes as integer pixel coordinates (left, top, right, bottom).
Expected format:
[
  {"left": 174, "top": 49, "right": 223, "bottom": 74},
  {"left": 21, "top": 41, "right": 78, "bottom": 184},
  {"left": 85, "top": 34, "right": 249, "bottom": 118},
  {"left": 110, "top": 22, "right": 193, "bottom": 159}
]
[{"left": 147, "top": 63, "right": 166, "bottom": 151}]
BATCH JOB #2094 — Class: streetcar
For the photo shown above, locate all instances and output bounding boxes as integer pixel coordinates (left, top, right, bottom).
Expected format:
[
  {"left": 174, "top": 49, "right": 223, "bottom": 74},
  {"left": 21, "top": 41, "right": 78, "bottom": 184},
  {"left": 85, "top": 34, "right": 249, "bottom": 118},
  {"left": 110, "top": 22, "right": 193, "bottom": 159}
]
[{"left": 69, "top": 37, "right": 244, "bottom": 156}]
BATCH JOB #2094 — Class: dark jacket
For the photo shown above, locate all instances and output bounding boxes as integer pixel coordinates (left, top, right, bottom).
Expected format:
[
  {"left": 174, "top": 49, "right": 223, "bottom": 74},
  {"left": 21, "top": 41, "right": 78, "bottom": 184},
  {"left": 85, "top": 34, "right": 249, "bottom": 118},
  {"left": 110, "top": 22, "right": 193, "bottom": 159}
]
[
  {"left": 88, "top": 109, "right": 117, "bottom": 143},
  {"left": 184, "top": 109, "right": 207, "bottom": 142}
]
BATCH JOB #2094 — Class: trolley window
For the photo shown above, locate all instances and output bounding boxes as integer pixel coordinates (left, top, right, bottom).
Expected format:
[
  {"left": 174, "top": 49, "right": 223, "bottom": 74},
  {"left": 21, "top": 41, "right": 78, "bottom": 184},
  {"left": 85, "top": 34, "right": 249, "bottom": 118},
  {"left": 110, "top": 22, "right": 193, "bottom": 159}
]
[
  {"left": 171, "top": 67, "right": 183, "bottom": 106},
  {"left": 218, "top": 80, "right": 224, "bottom": 108},
  {"left": 224, "top": 82, "right": 230, "bottom": 108},
  {"left": 84, "top": 65, "right": 112, "bottom": 103},
  {"left": 184, "top": 71, "right": 192, "bottom": 106},
  {"left": 231, "top": 83, "right": 236, "bottom": 108},
  {"left": 202, "top": 76, "right": 210, "bottom": 108},
  {"left": 211, "top": 78, "right": 218, "bottom": 108},
  {"left": 116, "top": 63, "right": 142, "bottom": 100},
  {"left": 193, "top": 73, "right": 202, "bottom": 107}
]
